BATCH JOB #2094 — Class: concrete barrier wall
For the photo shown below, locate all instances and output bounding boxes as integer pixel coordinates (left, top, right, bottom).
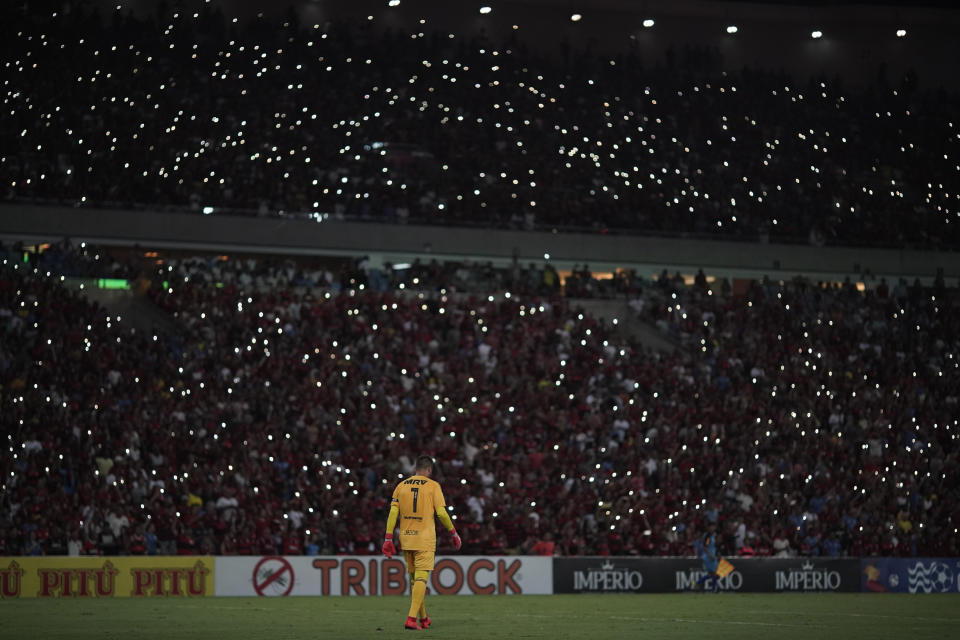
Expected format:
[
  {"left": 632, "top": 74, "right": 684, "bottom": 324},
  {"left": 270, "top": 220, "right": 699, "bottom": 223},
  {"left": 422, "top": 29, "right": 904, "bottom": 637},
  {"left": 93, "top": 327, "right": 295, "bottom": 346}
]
[{"left": 2, "top": 204, "right": 957, "bottom": 282}]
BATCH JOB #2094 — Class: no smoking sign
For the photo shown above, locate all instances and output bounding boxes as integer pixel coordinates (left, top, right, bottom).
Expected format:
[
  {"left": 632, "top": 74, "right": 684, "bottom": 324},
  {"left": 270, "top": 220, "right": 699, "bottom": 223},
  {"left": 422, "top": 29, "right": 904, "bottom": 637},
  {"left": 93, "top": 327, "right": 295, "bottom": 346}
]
[{"left": 253, "top": 556, "right": 295, "bottom": 596}]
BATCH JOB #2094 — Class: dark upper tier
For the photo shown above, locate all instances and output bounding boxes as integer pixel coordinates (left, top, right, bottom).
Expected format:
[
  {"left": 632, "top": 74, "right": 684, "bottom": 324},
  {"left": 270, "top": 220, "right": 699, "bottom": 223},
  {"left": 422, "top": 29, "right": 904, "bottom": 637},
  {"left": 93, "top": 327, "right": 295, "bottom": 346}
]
[{"left": 2, "top": 6, "right": 959, "bottom": 249}]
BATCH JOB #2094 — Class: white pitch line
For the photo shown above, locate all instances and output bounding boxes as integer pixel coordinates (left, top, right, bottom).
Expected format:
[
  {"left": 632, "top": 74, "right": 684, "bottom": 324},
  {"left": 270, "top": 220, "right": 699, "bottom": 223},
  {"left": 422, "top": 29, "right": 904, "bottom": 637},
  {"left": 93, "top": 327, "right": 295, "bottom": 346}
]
[
  {"left": 514, "top": 613, "right": 826, "bottom": 629},
  {"left": 174, "top": 605, "right": 274, "bottom": 611},
  {"left": 669, "top": 617, "right": 826, "bottom": 629},
  {"left": 742, "top": 609, "right": 960, "bottom": 623},
  {"left": 172, "top": 604, "right": 960, "bottom": 626},
  {"left": 176, "top": 605, "right": 392, "bottom": 614}
]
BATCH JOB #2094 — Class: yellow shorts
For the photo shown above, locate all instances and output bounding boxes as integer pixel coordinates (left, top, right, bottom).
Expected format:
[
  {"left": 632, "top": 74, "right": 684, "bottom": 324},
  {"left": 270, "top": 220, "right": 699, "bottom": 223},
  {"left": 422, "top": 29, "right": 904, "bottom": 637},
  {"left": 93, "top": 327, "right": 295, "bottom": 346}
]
[{"left": 403, "top": 550, "right": 436, "bottom": 573}]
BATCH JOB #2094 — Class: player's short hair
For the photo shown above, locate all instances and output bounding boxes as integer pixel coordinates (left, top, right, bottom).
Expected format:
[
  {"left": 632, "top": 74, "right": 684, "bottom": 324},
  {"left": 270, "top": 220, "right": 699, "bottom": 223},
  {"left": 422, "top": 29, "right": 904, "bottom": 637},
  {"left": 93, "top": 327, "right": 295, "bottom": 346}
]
[{"left": 414, "top": 455, "right": 435, "bottom": 473}]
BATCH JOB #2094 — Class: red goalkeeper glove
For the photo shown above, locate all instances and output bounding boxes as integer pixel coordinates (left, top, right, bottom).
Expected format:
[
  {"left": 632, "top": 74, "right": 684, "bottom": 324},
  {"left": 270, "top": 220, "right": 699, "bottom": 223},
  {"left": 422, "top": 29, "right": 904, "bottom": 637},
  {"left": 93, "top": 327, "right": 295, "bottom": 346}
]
[
  {"left": 449, "top": 530, "right": 462, "bottom": 551},
  {"left": 382, "top": 533, "right": 396, "bottom": 559}
]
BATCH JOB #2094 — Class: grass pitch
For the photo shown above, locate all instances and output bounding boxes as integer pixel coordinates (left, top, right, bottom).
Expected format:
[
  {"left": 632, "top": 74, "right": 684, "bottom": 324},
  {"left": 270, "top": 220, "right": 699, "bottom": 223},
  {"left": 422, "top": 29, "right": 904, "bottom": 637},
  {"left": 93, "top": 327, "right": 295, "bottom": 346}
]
[{"left": 2, "top": 593, "right": 958, "bottom": 639}]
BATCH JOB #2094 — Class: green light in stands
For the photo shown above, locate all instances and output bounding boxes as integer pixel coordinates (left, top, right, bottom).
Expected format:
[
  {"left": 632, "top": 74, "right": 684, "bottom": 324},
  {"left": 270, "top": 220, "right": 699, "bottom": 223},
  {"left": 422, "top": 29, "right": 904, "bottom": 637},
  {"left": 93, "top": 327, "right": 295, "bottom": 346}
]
[{"left": 98, "top": 279, "right": 130, "bottom": 290}]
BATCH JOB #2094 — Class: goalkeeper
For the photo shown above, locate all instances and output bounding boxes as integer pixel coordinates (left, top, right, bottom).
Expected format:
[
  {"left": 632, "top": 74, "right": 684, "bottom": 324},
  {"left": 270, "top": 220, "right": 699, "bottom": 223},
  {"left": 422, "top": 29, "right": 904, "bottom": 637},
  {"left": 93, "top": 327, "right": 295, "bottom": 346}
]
[{"left": 382, "top": 455, "right": 461, "bottom": 631}]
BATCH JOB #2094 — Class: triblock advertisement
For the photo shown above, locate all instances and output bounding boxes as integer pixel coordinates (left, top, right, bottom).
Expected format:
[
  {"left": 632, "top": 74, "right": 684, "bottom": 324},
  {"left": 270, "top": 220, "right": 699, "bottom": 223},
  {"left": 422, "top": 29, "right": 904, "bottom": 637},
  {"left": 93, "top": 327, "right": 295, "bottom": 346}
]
[{"left": 214, "top": 555, "right": 553, "bottom": 596}]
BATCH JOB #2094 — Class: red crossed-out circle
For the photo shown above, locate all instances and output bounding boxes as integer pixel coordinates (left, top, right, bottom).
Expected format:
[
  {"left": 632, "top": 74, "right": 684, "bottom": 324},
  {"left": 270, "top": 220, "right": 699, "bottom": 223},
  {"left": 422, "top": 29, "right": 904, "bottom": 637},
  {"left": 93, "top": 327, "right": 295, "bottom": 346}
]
[{"left": 253, "top": 556, "right": 295, "bottom": 596}]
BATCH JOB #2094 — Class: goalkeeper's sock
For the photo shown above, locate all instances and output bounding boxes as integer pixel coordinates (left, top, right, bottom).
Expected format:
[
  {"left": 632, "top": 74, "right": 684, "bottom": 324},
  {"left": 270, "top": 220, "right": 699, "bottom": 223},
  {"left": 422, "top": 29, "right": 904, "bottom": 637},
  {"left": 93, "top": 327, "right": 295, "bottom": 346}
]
[
  {"left": 408, "top": 578, "right": 427, "bottom": 619},
  {"left": 408, "top": 572, "right": 428, "bottom": 622}
]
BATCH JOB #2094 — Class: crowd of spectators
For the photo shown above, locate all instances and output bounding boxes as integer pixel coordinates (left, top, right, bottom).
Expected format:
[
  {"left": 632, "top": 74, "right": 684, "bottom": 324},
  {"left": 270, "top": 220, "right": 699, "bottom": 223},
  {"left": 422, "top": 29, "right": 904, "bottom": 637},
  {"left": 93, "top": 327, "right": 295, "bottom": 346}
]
[
  {"left": 1, "top": 241, "right": 957, "bottom": 559},
  {"left": 3, "top": 4, "right": 959, "bottom": 248}
]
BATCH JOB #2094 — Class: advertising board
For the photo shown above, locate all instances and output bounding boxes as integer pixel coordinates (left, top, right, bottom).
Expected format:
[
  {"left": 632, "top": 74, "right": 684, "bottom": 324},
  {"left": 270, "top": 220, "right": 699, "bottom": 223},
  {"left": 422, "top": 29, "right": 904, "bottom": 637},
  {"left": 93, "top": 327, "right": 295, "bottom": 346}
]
[
  {"left": 862, "top": 558, "right": 960, "bottom": 593},
  {"left": 553, "top": 557, "right": 859, "bottom": 593},
  {"left": 0, "top": 556, "right": 214, "bottom": 598},
  {"left": 214, "top": 555, "right": 552, "bottom": 596}
]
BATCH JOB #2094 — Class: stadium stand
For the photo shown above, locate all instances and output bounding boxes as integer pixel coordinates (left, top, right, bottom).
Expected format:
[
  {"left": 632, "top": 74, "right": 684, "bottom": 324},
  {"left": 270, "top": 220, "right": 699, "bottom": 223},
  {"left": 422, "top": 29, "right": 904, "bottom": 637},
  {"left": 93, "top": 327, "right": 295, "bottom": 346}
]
[
  {"left": 2, "top": 5, "right": 959, "bottom": 247},
  {"left": 2, "top": 242, "right": 957, "bottom": 559}
]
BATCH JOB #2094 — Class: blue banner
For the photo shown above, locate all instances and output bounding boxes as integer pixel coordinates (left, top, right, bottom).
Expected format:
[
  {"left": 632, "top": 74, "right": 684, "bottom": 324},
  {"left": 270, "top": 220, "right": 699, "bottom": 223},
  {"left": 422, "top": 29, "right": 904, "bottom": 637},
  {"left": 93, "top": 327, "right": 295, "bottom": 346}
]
[{"left": 861, "top": 558, "right": 960, "bottom": 593}]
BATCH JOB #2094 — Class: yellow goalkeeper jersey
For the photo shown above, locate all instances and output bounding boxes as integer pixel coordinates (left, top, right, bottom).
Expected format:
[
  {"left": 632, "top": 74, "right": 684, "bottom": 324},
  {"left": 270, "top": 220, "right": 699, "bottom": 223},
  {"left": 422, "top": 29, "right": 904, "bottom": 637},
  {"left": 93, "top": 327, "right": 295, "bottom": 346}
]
[{"left": 391, "top": 475, "right": 447, "bottom": 551}]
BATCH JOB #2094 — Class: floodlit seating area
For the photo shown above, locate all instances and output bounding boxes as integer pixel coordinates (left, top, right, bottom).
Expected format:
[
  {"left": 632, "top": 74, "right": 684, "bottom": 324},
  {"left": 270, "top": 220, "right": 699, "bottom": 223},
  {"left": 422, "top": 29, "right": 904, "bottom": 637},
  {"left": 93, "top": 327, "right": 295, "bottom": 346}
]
[{"left": 2, "top": 244, "right": 957, "bottom": 558}]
